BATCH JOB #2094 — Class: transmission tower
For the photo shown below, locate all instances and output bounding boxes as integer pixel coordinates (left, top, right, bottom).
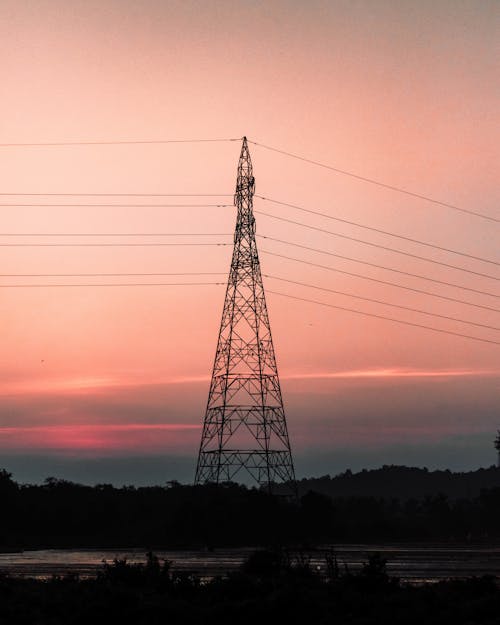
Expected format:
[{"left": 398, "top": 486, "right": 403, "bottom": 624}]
[{"left": 195, "top": 137, "right": 296, "bottom": 493}]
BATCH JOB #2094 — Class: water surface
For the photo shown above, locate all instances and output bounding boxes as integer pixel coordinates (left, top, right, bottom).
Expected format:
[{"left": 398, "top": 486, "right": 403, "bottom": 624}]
[{"left": 1, "top": 545, "right": 499, "bottom": 583}]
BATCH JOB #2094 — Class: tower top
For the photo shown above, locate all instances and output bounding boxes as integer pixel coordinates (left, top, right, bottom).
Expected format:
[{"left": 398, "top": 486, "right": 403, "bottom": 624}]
[{"left": 235, "top": 137, "right": 254, "bottom": 200}]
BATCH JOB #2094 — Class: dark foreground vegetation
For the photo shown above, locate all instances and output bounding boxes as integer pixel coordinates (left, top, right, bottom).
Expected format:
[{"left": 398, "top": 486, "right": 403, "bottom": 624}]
[
  {"left": 1, "top": 551, "right": 499, "bottom": 625},
  {"left": 1, "top": 466, "right": 500, "bottom": 547}
]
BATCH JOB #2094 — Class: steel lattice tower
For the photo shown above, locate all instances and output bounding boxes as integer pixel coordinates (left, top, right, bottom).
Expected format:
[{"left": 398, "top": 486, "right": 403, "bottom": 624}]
[{"left": 195, "top": 137, "right": 296, "bottom": 492}]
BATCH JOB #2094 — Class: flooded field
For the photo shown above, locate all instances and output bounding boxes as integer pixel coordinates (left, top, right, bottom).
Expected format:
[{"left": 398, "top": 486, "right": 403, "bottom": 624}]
[{"left": 1, "top": 545, "right": 499, "bottom": 583}]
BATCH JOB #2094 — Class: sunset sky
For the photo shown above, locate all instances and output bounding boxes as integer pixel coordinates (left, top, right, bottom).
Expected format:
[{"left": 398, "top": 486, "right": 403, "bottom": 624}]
[{"left": 1, "top": 0, "right": 499, "bottom": 484}]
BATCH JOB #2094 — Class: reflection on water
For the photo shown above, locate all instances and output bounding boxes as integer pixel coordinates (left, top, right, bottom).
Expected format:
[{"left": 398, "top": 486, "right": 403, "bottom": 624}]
[{"left": 0, "top": 545, "right": 499, "bottom": 583}]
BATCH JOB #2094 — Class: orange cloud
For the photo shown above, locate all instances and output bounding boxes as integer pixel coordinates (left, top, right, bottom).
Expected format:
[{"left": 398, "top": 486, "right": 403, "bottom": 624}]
[
  {"left": 1, "top": 367, "right": 497, "bottom": 398},
  {"left": 283, "top": 368, "right": 500, "bottom": 381},
  {"left": 0, "top": 423, "right": 200, "bottom": 453}
]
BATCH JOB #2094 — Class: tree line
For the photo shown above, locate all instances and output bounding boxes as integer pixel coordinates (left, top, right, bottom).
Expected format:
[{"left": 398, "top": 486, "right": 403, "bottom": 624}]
[{"left": 1, "top": 467, "right": 500, "bottom": 548}]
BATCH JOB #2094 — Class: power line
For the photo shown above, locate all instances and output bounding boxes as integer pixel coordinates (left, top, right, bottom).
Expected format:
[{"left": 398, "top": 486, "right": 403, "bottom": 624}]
[
  {"left": 264, "top": 275, "right": 500, "bottom": 332},
  {"left": 6, "top": 195, "right": 495, "bottom": 266},
  {"left": 0, "top": 138, "right": 241, "bottom": 147},
  {"left": 3, "top": 277, "right": 496, "bottom": 343},
  {"left": 0, "top": 272, "right": 225, "bottom": 277},
  {"left": 0, "top": 242, "right": 230, "bottom": 247},
  {"left": 0, "top": 193, "right": 233, "bottom": 197},
  {"left": 0, "top": 233, "right": 232, "bottom": 237},
  {"left": 0, "top": 282, "right": 225, "bottom": 288},
  {"left": 266, "top": 290, "right": 500, "bottom": 347},
  {"left": 249, "top": 140, "right": 499, "bottom": 224},
  {"left": 257, "top": 196, "right": 499, "bottom": 267},
  {"left": 0, "top": 203, "right": 233, "bottom": 208},
  {"left": 6, "top": 229, "right": 497, "bottom": 291},
  {"left": 260, "top": 250, "right": 500, "bottom": 313},
  {"left": 255, "top": 212, "right": 500, "bottom": 281},
  {"left": 258, "top": 236, "right": 500, "bottom": 298}
]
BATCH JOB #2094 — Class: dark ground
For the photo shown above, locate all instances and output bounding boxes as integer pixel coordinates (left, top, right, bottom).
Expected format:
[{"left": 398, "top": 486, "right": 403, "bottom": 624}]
[
  {"left": 2, "top": 467, "right": 500, "bottom": 623},
  {"left": 1, "top": 551, "right": 499, "bottom": 625}
]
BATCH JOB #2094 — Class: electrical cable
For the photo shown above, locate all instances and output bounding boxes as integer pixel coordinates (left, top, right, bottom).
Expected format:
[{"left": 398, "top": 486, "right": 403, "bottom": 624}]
[
  {"left": 264, "top": 275, "right": 500, "bottom": 332},
  {"left": 249, "top": 140, "right": 499, "bottom": 223},
  {"left": 0, "top": 272, "right": 225, "bottom": 277},
  {"left": 257, "top": 196, "right": 499, "bottom": 266},
  {"left": 0, "top": 138, "right": 241, "bottom": 147},
  {"left": 255, "top": 212, "right": 500, "bottom": 281},
  {"left": 259, "top": 250, "right": 500, "bottom": 313},
  {"left": 0, "top": 193, "right": 233, "bottom": 197},
  {"left": 0, "top": 282, "right": 225, "bottom": 288},
  {"left": 0, "top": 242, "right": 230, "bottom": 247},
  {"left": 266, "top": 290, "right": 500, "bottom": 346},
  {"left": 0, "top": 203, "right": 233, "bottom": 208},
  {"left": 257, "top": 236, "right": 500, "bottom": 298},
  {"left": 0, "top": 233, "right": 232, "bottom": 237}
]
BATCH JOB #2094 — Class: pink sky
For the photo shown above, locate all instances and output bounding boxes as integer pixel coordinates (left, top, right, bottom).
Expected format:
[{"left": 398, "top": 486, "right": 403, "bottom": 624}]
[{"left": 0, "top": 1, "right": 498, "bottom": 479}]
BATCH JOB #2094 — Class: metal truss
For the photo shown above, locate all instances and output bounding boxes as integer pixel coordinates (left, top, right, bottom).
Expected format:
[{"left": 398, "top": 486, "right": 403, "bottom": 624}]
[{"left": 195, "top": 137, "right": 296, "bottom": 494}]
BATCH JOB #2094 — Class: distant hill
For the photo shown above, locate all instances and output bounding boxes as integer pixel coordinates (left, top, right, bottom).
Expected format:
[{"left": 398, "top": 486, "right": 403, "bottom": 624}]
[{"left": 293, "top": 465, "right": 500, "bottom": 500}]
